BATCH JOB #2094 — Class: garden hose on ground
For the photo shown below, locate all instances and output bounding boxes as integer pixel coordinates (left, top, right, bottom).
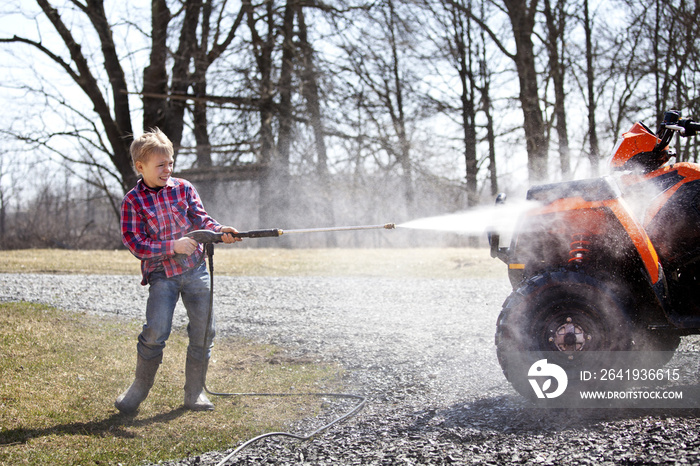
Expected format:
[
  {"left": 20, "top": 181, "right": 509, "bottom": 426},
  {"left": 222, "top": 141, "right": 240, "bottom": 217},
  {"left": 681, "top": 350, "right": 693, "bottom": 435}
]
[{"left": 199, "top": 243, "right": 367, "bottom": 466}]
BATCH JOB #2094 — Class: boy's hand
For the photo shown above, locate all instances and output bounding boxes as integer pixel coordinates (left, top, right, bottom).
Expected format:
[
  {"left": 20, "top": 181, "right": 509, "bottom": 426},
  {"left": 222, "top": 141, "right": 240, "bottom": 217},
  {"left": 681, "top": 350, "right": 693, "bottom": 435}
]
[
  {"left": 173, "top": 237, "right": 199, "bottom": 255},
  {"left": 220, "top": 226, "right": 242, "bottom": 243}
]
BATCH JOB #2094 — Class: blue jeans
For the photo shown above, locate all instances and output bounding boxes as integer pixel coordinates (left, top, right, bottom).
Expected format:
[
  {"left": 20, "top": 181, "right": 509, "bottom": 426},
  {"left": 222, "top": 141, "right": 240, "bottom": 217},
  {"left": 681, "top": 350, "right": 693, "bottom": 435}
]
[{"left": 137, "top": 262, "right": 215, "bottom": 362}]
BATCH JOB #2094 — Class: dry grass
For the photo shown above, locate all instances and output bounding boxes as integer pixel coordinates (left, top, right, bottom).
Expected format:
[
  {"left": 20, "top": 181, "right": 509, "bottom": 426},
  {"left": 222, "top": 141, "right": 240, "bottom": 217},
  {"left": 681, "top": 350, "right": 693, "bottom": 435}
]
[
  {"left": 0, "top": 302, "right": 342, "bottom": 465},
  {"left": 0, "top": 247, "right": 503, "bottom": 279}
]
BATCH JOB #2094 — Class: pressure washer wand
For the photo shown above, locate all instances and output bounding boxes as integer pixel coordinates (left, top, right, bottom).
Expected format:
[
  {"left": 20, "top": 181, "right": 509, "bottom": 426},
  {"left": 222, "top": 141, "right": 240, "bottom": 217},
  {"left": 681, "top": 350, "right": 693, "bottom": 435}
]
[
  {"left": 185, "top": 223, "right": 396, "bottom": 243},
  {"left": 281, "top": 223, "right": 396, "bottom": 235}
]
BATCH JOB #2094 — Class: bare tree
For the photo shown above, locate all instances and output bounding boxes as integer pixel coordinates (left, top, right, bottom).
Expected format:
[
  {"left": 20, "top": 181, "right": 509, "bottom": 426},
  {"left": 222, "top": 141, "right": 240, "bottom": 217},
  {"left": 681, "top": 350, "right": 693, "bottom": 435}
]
[
  {"left": 600, "top": 0, "right": 700, "bottom": 150},
  {"left": 297, "top": 5, "right": 337, "bottom": 243},
  {"left": 447, "top": 0, "right": 548, "bottom": 183},
  {"left": 502, "top": 0, "right": 548, "bottom": 182},
  {"left": 1, "top": 0, "right": 245, "bottom": 200},
  {"left": 333, "top": 0, "right": 423, "bottom": 208},
  {"left": 428, "top": 0, "right": 482, "bottom": 206},
  {"left": 7, "top": 0, "right": 700, "bottom": 252},
  {"left": 581, "top": 0, "right": 600, "bottom": 176},
  {"left": 242, "top": 0, "right": 287, "bottom": 227},
  {"left": 479, "top": 40, "right": 499, "bottom": 196},
  {"left": 543, "top": 0, "right": 570, "bottom": 179},
  {"left": 0, "top": 0, "right": 138, "bottom": 192}
]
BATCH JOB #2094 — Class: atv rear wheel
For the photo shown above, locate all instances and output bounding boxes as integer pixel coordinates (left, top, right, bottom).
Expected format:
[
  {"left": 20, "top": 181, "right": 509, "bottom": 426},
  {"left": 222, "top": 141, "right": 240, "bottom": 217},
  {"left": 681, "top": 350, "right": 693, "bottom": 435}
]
[{"left": 495, "top": 270, "right": 634, "bottom": 399}]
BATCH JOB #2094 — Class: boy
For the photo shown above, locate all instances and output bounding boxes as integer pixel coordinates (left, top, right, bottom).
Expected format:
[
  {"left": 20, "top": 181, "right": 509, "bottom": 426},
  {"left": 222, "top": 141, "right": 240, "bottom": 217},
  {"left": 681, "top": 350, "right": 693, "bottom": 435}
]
[{"left": 116, "top": 128, "right": 240, "bottom": 413}]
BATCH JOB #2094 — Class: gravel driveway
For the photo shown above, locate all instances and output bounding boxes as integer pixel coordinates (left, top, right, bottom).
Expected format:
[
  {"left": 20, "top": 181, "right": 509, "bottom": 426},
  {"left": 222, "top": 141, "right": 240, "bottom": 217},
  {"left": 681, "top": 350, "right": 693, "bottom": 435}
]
[{"left": 2, "top": 272, "right": 700, "bottom": 465}]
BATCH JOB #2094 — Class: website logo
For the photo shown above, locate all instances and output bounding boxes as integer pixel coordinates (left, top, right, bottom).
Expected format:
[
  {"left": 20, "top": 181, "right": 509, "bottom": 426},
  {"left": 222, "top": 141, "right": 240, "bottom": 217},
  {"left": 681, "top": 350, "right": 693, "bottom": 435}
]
[{"left": 528, "top": 359, "right": 568, "bottom": 398}]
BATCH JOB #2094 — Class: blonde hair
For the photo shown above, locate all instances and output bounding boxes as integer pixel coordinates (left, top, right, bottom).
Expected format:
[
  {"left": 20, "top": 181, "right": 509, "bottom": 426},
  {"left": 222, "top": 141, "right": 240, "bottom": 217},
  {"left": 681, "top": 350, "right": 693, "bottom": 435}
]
[{"left": 130, "top": 128, "right": 174, "bottom": 174}]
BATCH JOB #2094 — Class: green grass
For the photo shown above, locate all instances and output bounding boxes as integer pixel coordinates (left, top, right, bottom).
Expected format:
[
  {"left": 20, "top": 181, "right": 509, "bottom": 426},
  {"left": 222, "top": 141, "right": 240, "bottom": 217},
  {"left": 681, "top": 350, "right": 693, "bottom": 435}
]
[
  {"left": 0, "top": 302, "right": 342, "bottom": 465},
  {"left": 0, "top": 247, "right": 502, "bottom": 278}
]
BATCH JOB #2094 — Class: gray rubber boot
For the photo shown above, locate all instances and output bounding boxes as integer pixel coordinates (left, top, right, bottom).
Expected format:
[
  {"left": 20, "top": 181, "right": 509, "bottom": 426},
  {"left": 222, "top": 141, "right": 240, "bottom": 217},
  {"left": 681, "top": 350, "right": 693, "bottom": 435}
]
[
  {"left": 184, "top": 355, "right": 214, "bottom": 411},
  {"left": 114, "top": 354, "right": 162, "bottom": 414}
]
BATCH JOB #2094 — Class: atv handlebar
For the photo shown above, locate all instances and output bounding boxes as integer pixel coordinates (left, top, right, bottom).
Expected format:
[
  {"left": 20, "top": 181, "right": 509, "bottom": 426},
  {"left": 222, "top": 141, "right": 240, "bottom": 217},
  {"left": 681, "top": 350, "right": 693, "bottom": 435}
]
[
  {"left": 666, "top": 119, "right": 700, "bottom": 137},
  {"left": 654, "top": 110, "right": 700, "bottom": 153}
]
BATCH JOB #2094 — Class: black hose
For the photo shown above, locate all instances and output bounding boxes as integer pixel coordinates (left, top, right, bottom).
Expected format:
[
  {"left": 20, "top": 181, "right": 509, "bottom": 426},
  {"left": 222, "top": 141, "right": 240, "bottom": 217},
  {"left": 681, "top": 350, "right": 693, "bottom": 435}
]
[
  {"left": 211, "top": 391, "right": 366, "bottom": 466},
  {"left": 200, "top": 242, "right": 366, "bottom": 466}
]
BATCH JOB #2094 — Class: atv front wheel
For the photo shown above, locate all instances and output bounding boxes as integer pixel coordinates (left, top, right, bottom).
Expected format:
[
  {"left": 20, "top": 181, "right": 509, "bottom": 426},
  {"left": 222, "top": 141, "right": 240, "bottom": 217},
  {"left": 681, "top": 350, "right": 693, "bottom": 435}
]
[{"left": 495, "top": 270, "right": 634, "bottom": 399}]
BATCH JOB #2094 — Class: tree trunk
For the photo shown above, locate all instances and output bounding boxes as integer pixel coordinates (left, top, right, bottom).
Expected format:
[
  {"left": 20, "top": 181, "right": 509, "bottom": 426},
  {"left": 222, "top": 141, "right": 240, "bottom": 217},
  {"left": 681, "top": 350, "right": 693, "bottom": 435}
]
[
  {"left": 480, "top": 56, "right": 498, "bottom": 197},
  {"left": 193, "top": 0, "right": 213, "bottom": 169},
  {"left": 143, "top": 0, "right": 170, "bottom": 133},
  {"left": 298, "top": 6, "right": 337, "bottom": 245},
  {"left": 451, "top": 3, "right": 479, "bottom": 207},
  {"left": 273, "top": 0, "right": 294, "bottom": 228},
  {"left": 583, "top": 0, "right": 600, "bottom": 176},
  {"left": 387, "top": 0, "right": 414, "bottom": 206},
  {"left": 166, "top": 0, "right": 203, "bottom": 152},
  {"left": 503, "top": 0, "right": 548, "bottom": 183},
  {"left": 246, "top": 0, "right": 286, "bottom": 230},
  {"left": 543, "top": 0, "right": 570, "bottom": 179}
]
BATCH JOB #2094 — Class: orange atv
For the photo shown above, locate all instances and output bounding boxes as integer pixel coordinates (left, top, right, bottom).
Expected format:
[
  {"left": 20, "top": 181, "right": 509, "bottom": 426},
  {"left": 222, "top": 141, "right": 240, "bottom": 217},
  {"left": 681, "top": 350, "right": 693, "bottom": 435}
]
[{"left": 489, "top": 110, "right": 700, "bottom": 398}]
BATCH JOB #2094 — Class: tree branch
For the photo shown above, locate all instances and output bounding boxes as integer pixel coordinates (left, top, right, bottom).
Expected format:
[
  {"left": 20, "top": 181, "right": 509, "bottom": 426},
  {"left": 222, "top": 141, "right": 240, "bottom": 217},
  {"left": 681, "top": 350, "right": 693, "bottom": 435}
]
[{"left": 442, "top": 0, "right": 515, "bottom": 60}]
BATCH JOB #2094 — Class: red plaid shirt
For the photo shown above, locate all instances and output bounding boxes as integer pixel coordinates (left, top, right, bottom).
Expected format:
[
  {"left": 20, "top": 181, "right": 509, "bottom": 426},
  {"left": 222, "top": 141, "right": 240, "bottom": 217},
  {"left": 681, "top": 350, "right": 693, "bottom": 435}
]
[{"left": 121, "top": 177, "right": 222, "bottom": 285}]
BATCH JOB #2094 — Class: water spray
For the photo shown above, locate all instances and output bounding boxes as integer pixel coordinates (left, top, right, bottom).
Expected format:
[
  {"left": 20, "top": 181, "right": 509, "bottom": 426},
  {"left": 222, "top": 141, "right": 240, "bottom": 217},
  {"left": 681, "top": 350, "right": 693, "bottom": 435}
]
[{"left": 394, "top": 202, "right": 539, "bottom": 236}]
